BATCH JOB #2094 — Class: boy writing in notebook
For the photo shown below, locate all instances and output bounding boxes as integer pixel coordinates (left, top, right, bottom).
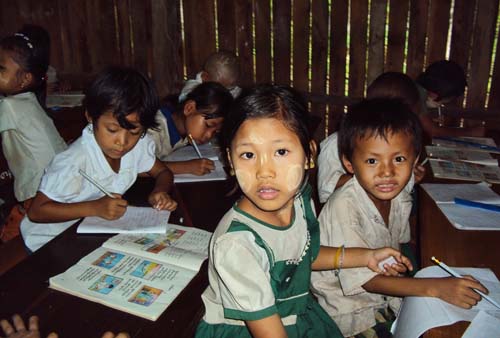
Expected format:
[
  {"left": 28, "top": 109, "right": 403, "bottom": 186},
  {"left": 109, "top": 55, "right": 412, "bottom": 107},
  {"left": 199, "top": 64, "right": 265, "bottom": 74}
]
[{"left": 311, "top": 98, "right": 487, "bottom": 338}]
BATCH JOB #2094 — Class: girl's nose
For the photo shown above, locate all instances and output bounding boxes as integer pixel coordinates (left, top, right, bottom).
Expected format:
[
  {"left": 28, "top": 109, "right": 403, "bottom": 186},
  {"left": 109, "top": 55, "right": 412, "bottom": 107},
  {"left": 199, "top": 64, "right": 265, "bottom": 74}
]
[{"left": 256, "top": 156, "right": 275, "bottom": 179}]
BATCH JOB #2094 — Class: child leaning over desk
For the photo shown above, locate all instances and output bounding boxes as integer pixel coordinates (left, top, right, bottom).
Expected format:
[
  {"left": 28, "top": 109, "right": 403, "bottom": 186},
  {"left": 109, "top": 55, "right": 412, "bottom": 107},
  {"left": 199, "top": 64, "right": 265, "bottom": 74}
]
[
  {"left": 195, "top": 85, "right": 412, "bottom": 338},
  {"left": 148, "top": 81, "right": 232, "bottom": 176},
  {"left": 311, "top": 98, "right": 488, "bottom": 338},
  {"left": 21, "top": 67, "right": 177, "bottom": 252}
]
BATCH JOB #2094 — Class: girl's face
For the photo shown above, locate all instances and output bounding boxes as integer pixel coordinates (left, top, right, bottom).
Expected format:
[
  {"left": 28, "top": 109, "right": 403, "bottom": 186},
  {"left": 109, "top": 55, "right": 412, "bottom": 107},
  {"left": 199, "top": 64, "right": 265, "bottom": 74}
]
[
  {"left": 229, "top": 117, "right": 309, "bottom": 225},
  {"left": 0, "top": 49, "right": 26, "bottom": 95},
  {"left": 88, "top": 110, "right": 144, "bottom": 168},
  {"left": 184, "top": 101, "right": 223, "bottom": 144}
]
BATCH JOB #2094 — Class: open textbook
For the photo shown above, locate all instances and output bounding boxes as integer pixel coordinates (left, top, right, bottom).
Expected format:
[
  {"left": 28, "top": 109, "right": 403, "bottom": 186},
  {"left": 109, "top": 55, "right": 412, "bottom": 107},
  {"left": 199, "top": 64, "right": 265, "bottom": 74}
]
[
  {"left": 421, "top": 182, "right": 500, "bottom": 230},
  {"left": 425, "top": 145, "right": 498, "bottom": 166},
  {"left": 429, "top": 158, "right": 500, "bottom": 184},
  {"left": 50, "top": 224, "right": 211, "bottom": 320}
]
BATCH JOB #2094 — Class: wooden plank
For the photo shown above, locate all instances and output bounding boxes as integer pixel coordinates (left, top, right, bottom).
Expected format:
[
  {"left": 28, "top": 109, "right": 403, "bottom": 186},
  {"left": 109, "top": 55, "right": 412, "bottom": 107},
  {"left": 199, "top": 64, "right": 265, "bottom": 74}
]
[
  {"left": 406, "top": 0, "right": 429, "bottom": 79},
  {"left": 57, "top": 0, "right": 88, "bottom": 74},
  {"left": 129, "top": 0, "right": 153, "bottom": 76},
  {"left": 0, "top": 1, "right": 21, "bottom": 36},
  {"left": 115, "top": 0, "right": 132, "bottom": 66},
  {"left": 349, "top": 0, "right": 369, "bottom": 97},
  {"left": 272, "top": 0, "right": 291, "bottom": 85},
  {"left": 425, "top": 0, "right": 451, "bottom": 65},
  {"left": 292, "top": 0, "right": 310, "bottom": 92},
  {"left": 488, "top": 6, "right": 500, "bottom": 110},
  {"left": 366, "top": 0, "right": 387, "bottom": 86},
  {"left": 182, "top": 0, "right": 216, "bottom": 78},
  {"left": 386, "top": 0, "right": 409, "bottom": 72},
  {"left": 217, "top": 0, "right": 236, "bottom": 52},
  {"left": 466, "top": 0, "right": 499, "bottom": 108},
  {"left": 234, "top": 0, "right": 254, "bottom": 86},
  {"left": 254, "top": 0, "right": 272, "bottom": 84}
]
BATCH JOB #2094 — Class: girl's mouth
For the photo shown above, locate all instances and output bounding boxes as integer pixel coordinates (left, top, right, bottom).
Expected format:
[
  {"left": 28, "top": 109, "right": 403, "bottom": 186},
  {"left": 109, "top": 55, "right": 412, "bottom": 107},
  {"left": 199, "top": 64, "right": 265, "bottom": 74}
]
[{"left": 257, "top": 187, "right": 279, "bottom": 199}]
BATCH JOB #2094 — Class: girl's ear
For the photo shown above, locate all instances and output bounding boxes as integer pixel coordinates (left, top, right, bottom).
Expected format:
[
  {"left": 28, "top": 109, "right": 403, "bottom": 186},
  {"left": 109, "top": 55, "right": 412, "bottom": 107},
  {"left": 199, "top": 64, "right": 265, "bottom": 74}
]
[
  {"left": 341, "top": 155, "right": 355, "bottom": 174},
  {"left": 305, "top": 140, "right": 318, "bottom": 169},
  {"left": 183, "top": 100, "right": 197, "bottom": 116},
  {"left": 226, "top": 148, "right": 235, "bottom": 176},
  {"left": 19, "top": 72, "right": 33, "bottom": 90},
  {"left": 84, "top": 110, "right": 93, "bottom": 124}
]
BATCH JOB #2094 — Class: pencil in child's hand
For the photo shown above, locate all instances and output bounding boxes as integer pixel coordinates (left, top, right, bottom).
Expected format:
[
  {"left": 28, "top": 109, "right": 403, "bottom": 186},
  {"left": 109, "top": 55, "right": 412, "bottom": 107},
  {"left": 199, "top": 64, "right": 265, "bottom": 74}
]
[
  {"left": 79, "top": 169, "right": 116, "bottom": 199},
  {"left": 420, "top": 158, "right": 429, "bottom": 166},
  {"left": 188, "top": 134, "right": 203, "bottom": 158}
]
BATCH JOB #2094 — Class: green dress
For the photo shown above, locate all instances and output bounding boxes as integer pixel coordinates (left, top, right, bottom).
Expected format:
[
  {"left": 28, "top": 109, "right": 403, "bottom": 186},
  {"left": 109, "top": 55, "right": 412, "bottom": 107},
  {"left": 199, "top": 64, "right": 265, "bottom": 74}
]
[{"left": 195, "top": 186, "right": 342, "bottom": 338}]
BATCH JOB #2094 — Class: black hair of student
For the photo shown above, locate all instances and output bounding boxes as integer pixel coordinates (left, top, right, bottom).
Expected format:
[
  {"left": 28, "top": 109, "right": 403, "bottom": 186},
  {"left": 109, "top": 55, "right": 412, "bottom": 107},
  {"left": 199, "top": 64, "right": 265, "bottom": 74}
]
[
  {"left": 0, "top": 24, "right": 50, "bottom": 106},
  {"left": 222, "top": 84, "right": 312, "bottom": 164},
  {"left": 83, "top": 66, "right": 159, "bottom": 132},
  {"left": 339, "top": 98, "right": 422, "bottom": 162},
  {"left": 367, "top": 72, "right": 420, "bottom": 108},
  {"left": 181, "top": 81, "right": 233, "bottom": 119},
  {"left": 416, "top": 60, "right": 467, "bottom": 101}
]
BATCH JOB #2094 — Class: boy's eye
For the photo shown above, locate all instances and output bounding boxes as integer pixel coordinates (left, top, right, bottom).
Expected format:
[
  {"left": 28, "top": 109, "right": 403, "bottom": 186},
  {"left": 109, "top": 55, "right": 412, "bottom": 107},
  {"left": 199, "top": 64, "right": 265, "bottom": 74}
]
[
  {"left": 129, "top": 129, "right": 142, "bottom": 136},
  {"left": 395, "top": 156, "right": 406, "bottom": 163},
  {"left": 275, "top": 149, "right": 289, "bottom": 156},
  {"left": 107, "top": 128, "right": 119, "bottom": 133},
  {"left": 366, "top": 158, "right": 377, "bottom": 165},
  {"left": 240, "top": 152, "right": 254, "bottom": 160}
]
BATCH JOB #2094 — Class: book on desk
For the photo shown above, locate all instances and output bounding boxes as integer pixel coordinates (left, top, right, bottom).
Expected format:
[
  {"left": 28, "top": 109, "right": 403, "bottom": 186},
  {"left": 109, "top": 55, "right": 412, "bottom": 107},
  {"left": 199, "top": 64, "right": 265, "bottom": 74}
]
[{"left": 49, "top": 224, "right": 212, "bottom": 320}]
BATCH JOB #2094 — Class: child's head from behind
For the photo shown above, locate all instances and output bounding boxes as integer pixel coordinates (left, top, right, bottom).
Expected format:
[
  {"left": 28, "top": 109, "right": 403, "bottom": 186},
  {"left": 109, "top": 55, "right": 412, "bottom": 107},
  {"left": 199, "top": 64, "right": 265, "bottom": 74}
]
[
  {"left": 181, "top": 81, "right": 233, "bottom": 144},
  {"left": 203, "top": 50, "right": 240, "bottom": 90},
  {"left": 416, "top": 60, "right": 466, "bottom": 108},
  {"left": 0, "top": 24, "right": 49, "bottom": 101},
  {"left": 83, "top": 66, "right": 159, "bottom": 162},
  {"left": 367, "top": 72, "right": 421, "bottom": 114},
  {"left": 339, "top": 98, "right": 422, "bottom": 204},
  {"left": 223, "top": 85, "right": 315, "bottom": 214}
]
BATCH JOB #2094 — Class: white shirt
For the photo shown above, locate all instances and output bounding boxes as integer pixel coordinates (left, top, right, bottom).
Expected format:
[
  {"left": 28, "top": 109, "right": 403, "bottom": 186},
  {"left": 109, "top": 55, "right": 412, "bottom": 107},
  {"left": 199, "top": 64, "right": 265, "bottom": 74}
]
[
  {"left": 147, "top": 111, "right": 187, "bottom": 161},
  {"left": 20, "top": 124, "right": 156, "bottom": 252},
  {"left": 178, "top": 72, "right": 242, "bottom": 102},
  {"left": 0, "top": 92, "right": 67, "bottom": 201},
  {"left": 311, "top": 177, "right": 412, "bottom": 337}
]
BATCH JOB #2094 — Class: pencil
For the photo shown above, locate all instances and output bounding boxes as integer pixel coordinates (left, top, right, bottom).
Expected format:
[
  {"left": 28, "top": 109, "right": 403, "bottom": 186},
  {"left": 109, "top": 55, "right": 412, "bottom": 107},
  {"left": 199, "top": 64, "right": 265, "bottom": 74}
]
[
  {"left": 431, "top": 256, "right": 500, "bottom": 310},
  {"left": 79, "top": 169, "right": 116, "bottom": 199},
  {"left": 188, "top": 134, "right": 203, "bottom": 159},
  {"left": 420, "top": 158, "right": 429, "bottom": 166}
]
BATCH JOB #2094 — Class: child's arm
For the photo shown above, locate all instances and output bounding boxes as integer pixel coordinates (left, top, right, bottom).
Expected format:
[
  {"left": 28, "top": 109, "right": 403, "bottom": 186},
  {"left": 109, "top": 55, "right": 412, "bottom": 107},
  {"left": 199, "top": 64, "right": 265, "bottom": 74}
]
[
  {"left": 140, "top": 159, "right": 177, "bottom": 211},
  {"left": 164, "top": 158, "right": 215, "bottom": 176},
  {"left": 246, "top": 314, "right": 287, "bottom": 338},
  {"left": 363, "top": 275, "right": 488, "bottom": 309},
  {"left": 419, "top": 114, "right": 485, "bottom": 138}
]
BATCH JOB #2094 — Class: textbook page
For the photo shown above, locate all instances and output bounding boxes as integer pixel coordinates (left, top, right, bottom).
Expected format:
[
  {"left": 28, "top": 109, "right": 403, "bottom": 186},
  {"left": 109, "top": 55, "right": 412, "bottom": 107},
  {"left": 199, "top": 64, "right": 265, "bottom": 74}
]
[
  {"left": 432, "top": 136, "right": 500, "bottom": 154},
  {"left": 77, "top": 207, "right": 171, "bottom": 234},
  {"left": 421, "top": 182, "right": 500, "bottom": 204},
  {"left": 436, "top": 204, "right": 500, "bottom": 230},
  {"left": 425, "top": 145, "right": 498, "bottom": 166},
  {"left": 167, "top": 142, "right": 220, "bottom": 161},
  {"left": 49, "top": 246, "right": 198, "bottom": 321},
  {"left": 103, "top": 224, "right": 211, "bottom": 271},
  {"left": 461, "top": 311, "right": 500, "bottom": 338},
  {"left": 429, "top": 159, "right": 500, "bottom": 184},
  {"left": 391, "top": 266, "right": 500, "bottom": 338},
  {"left": 173, "top": 160, "right": 227, "bottom": 183}
]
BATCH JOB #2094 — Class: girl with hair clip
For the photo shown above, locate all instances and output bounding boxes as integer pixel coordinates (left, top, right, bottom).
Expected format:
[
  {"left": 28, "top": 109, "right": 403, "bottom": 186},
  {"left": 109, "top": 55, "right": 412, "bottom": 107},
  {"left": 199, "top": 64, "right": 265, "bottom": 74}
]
[
  {"left": 148, "top": 81, "right": 233, "bottom": 176},
  {"left": 195, "top": 84, "right": 412, "bottom": 338},
  {"left": 0, "top": 25, "right": 67, "bottom": 225}
]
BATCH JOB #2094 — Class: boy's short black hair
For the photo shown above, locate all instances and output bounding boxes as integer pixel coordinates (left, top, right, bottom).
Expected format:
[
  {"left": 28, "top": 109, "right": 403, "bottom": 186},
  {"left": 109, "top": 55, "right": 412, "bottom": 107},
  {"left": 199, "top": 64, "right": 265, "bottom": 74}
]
[
  {"left": 183, "top": 81, "right": 233, "bottom": 119},
  {"left": 416, "top": 60, "right": 467, "bottom": 101},
  {"left": 83, "top": 66, "right": 159, "bottom": 131},
  {"left": 339, "top": 98, "right": 422, "bottom": 162}
]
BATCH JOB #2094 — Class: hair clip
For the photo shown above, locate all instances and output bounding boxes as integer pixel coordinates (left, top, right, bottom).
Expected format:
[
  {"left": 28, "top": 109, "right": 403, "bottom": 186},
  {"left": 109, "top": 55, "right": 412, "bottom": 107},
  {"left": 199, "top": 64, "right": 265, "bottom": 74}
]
[{"left": 14, "top": 33, "right": 34, "bottom": 50}]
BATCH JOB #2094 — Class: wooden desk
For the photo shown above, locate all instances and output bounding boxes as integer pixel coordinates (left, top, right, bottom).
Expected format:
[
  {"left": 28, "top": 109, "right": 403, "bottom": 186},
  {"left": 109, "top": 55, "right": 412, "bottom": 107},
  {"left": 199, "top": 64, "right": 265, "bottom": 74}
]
[{"left": 0, "top": 179, "right": 238, "bottom": 338}]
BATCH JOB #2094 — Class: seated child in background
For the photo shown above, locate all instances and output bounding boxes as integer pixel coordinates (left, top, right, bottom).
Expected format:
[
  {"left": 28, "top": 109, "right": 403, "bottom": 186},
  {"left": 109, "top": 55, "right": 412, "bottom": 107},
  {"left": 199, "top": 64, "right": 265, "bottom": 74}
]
[
  {"left": 317, "top": 72, "right": 425, "bottom": 203},
  {"left": 415, "top": 59, "right": 485, "bottom": 138},
  {"left": 311, "top": 98, "right": 487, "bottom": 338},
  {"left": 149, "top": 82, "right": 232, "bottom": 176},
  {"left": 0, "top": 26, "right": 67, "bottom": 206},
  {"left": 22, "top": 67, "right": 177, "bottom": 252},
  {"left": 179, "top": 50, "right": 241, "bottom": 102}
]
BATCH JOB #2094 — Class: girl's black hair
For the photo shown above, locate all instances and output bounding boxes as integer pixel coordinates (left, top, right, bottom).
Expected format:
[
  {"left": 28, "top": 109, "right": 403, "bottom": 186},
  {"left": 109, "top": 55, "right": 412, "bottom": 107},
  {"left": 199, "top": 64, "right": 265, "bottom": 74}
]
[
  {"left": 339, "top": 98, "right": 423, "bottom": 162},
  {"left": 0, "top": 24, "right": 50, "bottom": 106},
  {"left": 181, "top": 81, "right": 233, "bottom": 119},
  {"left": 222, "top": 84, "right": 312, "bottom": 164},
  {"left": 83, "top": 66, "right": 159, "bottom": 132},
  {"left": 416, "top": 60, "right": 467, "bottom": 101}
]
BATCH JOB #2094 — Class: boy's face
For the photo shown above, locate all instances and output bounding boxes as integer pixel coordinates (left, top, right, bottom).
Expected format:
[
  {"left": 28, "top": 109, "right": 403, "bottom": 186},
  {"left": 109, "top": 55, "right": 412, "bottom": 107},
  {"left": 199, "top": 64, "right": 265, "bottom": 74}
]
[
  {"left": 184, "top": 101, "right": 224, "bottom": 144},
  {"left": 342, "top": 131, "right": 417, "bottom": 206}
]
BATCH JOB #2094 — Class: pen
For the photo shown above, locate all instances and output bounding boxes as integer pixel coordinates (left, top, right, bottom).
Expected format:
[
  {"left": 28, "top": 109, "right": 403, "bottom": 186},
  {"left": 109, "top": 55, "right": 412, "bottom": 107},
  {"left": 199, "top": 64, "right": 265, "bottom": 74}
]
[
  {"left": 188, "top": 134, "right": 203, "bottom": 159},
  {"left": 454, "top": 197, "right": 500, "bottom": 213},
  {"left": 431, "top": 256, "right": 500, "bottom": 310},
  {"left": 79, "top": 169, "right": 116, "bottom": 199},
  {"left": 420, "top": 158, "right": 429, "bottom": 166}
]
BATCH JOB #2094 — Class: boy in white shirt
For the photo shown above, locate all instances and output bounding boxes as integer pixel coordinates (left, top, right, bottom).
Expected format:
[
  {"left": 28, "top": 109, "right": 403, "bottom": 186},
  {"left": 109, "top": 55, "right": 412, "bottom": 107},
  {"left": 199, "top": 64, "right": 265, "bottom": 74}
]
[{"left": 311, "top": 98, "right": 487, "bottom": 337}]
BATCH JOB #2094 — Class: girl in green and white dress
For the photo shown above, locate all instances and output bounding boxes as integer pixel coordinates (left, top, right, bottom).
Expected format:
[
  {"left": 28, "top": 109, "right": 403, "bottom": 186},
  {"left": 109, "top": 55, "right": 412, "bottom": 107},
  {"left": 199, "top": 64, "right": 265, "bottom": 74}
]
[{"left": 195, "top": 85, "right": 412, "bottom": 338}]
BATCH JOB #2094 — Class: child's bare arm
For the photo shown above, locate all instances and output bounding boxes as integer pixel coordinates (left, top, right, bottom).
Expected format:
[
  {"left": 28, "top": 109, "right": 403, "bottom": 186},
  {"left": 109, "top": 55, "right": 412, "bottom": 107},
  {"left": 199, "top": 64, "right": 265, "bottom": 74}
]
[
  {"left": 246, "top": 314, "right": 287, "bottom": 338},
  {"left": 141, "top": 160, "right": 177, "bottom": 211},
  {"left": 363, "top": 275, "right": 488, "bottom": 309},
  {"left": 27, "top": 192, "right": 127, "bottom": 223},
  {"left": 164, "top": 159, "right": 215, "bottom": 176},
  {"left": 419, "top": 114, "right": 486, "bottom": 138}
]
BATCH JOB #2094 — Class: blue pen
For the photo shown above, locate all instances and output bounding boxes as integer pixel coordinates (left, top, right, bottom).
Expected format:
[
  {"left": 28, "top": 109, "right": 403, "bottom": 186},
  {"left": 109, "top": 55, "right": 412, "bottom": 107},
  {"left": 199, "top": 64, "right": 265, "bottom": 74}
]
[
  {"left": 434, "top": 137, "right": 500, "bottom": 153},
  {"left": 454, "top": 197, "right": 500, "bottom": 213}
]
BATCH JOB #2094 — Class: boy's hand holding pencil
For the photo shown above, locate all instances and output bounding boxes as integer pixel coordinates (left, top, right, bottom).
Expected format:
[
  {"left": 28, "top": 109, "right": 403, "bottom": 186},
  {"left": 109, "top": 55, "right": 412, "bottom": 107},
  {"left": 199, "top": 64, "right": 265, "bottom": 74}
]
[
  {"left": 148, "top": 191, "right": 177, "bottom": 211},
  {"left": 94, "top": 194, "right": 128, "bottom": 220}
]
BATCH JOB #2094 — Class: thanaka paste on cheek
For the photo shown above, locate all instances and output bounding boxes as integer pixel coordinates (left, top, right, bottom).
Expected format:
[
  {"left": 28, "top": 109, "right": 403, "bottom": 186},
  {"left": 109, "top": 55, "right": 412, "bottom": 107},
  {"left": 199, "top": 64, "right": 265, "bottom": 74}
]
[
  {"left": 235, "top": 169, "right": 251, "bottom": 192},
  {"left": 286, "top": 164, "right": 303, "bottom": 191}
]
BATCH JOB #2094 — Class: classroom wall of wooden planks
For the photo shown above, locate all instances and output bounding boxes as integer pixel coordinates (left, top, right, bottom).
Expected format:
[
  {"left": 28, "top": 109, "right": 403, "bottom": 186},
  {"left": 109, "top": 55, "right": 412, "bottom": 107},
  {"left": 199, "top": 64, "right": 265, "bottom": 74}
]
[{"left": 1, "top": 0, "right": 500, "bottom": 140}]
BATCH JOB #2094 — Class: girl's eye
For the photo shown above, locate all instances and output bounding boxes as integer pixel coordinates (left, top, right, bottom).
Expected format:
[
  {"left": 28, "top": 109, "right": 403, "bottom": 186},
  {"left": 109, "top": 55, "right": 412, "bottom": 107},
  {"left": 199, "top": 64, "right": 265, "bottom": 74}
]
[
  {"left": 366, "top": 158, "right": 377, "bottom": 165},
  {"left": 107, "top": 128, "right": 118, "bottom": 133},
  {"left": 129, "top": 129, "right": 142, "bottom": 136},
  {"left": 276, "top": 149, "right": 289, "bottom": 156},
  {"left": 240, "top": 152, "right": 254, "bottom": 160},
  {"left": 395, "top": 156, "right": 406, "bottom": 163}
]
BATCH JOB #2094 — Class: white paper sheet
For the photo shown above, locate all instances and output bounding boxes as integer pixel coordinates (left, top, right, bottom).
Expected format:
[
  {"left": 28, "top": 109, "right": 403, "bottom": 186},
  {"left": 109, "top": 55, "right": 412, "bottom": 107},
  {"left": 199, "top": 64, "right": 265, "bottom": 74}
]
[
  {"left": 421, "top": 182, "right": 500, "bottom": 204},
  {"left": 173, "top": 160, "right": 227, "bottom": 183},
  {"left": 167, "top": 142, "right": 220, "bottom": 161},
  {"left": 461, "top": 311, "right": 500, "bottom": 338}
]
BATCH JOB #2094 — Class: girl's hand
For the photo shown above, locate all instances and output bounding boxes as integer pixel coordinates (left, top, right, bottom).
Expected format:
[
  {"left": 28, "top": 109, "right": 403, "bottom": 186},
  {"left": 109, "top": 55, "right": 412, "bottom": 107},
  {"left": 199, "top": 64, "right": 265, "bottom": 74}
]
[
  {"left": 429, "top": 276, "right": 488, "bottom": 309},
  {"left": 367, "top": 247, "right": 413, "bottom": 275},
  {"left": 94, "top": 194, "right": 128, "bottom": 220},
  {"left": 413, "top": 165, "right": 426, "bottom": 184},
  {"left": 101, "top": 333, "right": 130, "bottom": 338},
  {"left": 185, "top": 159, "right": 215, "bottom": 176},
  {"left": 148, "top": 192, "right": 177, "bottom": 211},
  {"left": 0, "top": 315, "right": 57, "bottom": 338}
]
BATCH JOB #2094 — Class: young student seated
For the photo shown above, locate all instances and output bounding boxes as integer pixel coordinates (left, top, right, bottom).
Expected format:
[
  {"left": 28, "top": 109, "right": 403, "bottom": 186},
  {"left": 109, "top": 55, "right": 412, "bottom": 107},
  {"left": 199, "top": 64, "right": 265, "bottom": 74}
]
[
  {"left": 317, "top": 72, "right": 425, "bottom": 203},
  {"left": 179, "top": 50, "right": 241, "bottom": 101},
  {"left": 22, "top": 67, "right": 177, "bottom": 252},
  {"left": 311, "top": 98, "right": 488, "bottom": 338},
  {"left": 149, "top": 82, "right": 232, "bottom": 175},
  {"left": 416, "top": 60, "right": 485, "bottom": 138},
  {"left": 0, "top": 25, "right": 67, "bottom": 237}
]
